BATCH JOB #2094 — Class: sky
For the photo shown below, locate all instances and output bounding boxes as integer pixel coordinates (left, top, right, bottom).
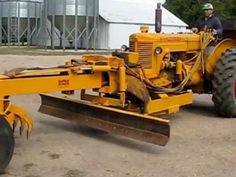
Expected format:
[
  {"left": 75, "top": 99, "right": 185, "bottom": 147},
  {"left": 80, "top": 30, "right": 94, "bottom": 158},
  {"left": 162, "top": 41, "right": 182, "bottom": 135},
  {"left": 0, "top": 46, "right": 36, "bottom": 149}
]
[
  {"left": 114, "top": 0, "right": 166, "bottom": 4},
  {"left": 159, "top": 0, "right": 166, "bottom": 3}
]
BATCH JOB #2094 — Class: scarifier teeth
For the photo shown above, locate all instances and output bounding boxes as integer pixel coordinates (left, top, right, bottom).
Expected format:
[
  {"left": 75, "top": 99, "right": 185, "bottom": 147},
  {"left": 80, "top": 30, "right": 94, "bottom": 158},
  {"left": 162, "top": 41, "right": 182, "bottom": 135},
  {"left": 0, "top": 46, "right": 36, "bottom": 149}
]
[
  {"left": 12, "top": 119, "right": 18, "bottom": 133},
  {"left": 20, "top": 126, "right": 22, "bottom": 136},
  {"left": 10, "top": 115, "right": 32, "bottom": 138},
  {"left": 4, "top": 103, "right": 33, "bottom": 138},
  {"left": 27, "top": 130, "right": 30, "bottom": 139},
  {"left": 19, "top": 116, "right": 32, "bottom": 138}
]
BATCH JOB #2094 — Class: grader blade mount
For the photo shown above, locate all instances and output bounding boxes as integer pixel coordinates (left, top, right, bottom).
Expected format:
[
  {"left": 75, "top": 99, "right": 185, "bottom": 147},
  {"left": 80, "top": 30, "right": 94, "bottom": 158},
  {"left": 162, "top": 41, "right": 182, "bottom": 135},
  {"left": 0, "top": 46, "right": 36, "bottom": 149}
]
[{"left": 39, "top": 94, "right": 170, "bottom": 146}]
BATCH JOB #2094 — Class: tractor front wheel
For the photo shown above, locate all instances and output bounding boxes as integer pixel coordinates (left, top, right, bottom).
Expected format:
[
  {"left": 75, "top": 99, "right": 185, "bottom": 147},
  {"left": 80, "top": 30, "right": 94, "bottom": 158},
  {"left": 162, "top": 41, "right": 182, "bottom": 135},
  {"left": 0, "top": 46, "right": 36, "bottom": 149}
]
[
  {"left": 212, "top": 49, "right": 236, "bottom": 117},
  {"left": 0, "top": 117, "right": 14, "bottom": 174}
]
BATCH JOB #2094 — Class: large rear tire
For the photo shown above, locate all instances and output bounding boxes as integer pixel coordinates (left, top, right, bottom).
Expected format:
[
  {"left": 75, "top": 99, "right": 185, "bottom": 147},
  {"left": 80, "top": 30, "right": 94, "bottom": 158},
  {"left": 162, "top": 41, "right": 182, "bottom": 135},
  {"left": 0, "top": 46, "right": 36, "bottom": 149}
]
[
  {"left": 0, "top": 117, "right": 14, "bottom": 174},
  {"left": 212, "top": 49, "right": 236, "bottom": 117}
]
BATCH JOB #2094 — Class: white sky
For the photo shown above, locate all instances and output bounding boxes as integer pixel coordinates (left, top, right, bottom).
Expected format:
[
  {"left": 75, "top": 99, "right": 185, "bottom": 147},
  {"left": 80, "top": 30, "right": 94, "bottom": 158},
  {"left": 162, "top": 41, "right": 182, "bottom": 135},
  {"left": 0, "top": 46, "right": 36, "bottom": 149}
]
[{"left": 113, "top": 0, "right": 166, "bottom": 4}]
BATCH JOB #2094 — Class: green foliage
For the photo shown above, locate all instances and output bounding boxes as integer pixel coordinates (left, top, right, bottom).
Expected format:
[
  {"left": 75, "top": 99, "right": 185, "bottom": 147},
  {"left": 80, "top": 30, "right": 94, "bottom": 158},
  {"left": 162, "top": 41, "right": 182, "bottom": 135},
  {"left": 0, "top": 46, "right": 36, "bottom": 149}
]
[{"left": 163, "top": 0, "right": 236, "bottom": 28}]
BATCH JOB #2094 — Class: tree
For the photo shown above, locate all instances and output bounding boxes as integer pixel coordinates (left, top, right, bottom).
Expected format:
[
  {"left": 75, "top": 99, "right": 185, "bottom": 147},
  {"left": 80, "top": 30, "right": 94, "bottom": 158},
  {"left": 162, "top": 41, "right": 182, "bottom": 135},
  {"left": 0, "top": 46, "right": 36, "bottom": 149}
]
[{"left": 164, "top": 0, "right": 236, "bottom": 28}]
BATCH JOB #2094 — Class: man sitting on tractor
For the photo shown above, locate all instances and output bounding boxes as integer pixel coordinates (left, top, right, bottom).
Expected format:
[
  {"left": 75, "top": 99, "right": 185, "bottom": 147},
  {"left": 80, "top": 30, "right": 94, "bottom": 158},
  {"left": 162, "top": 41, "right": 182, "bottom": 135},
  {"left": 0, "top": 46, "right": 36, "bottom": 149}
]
[{"left": 192, "top": 3, "right": 223, "bottom": 42}]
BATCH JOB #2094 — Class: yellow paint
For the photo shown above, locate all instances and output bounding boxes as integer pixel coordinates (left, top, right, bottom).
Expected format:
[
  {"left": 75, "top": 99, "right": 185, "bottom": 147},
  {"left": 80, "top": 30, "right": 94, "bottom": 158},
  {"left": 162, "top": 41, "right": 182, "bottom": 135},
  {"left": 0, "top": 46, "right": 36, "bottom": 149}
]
[
  {"left": 92, "top": 65, "right": 111, "bottom": 72},
  {"left": 205, "top": 39, "right": 236, "bottom": 77},
  {"left": 145, "top": 92, "right": 193, "bottom": 114},
  {"left": 81, "top": 90, "right": 125, "bottom": 107},
  {"left": 0, "top": 73, "right": 102, "bottom": 96},
  {"left": 119, "top": 66, "right": 127, "bottom": 92},
  {"left": 176, "top": 60, "right": 183, "bottom": 75}
]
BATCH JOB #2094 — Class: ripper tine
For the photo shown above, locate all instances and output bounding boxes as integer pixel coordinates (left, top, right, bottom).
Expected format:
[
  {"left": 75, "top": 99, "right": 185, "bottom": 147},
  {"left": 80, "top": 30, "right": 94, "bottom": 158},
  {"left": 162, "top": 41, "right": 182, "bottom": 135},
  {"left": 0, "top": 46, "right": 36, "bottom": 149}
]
[
  {"left": 19, "top": 123, "right": 25, "bottom": 136},
  {"left": 13, "top": 119, "right": 18, "bottom": 133},
  {"left": 27, "top": 130, "right": 30, "bottom": 139},
  {"left": 4, "top": 103, "right": 33, "bottom": 139},
  {"left": 19, "top": 126, "right": 22, "bottom": 136},
  {"left": 26, "top": 122, "right": 32, "bottom": 139}
]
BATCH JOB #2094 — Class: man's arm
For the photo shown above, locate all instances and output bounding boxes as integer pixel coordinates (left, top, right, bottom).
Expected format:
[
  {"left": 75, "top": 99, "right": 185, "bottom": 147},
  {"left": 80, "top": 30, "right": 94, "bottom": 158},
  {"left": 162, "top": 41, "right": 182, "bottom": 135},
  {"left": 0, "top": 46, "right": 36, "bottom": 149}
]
[
  {"left": 214, "top": 16, "right": 223, "bottom": 36},
  {"left": 192, "top": 18, "right": 201, "bottom": 33}
]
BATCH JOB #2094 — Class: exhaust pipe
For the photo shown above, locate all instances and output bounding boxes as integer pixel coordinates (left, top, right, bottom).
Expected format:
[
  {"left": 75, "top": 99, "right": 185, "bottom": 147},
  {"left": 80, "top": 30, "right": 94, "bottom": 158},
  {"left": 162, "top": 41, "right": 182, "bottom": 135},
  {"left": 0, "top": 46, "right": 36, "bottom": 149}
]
[{"left": 155, "top": 3, "right": 162, "bottom": 33}]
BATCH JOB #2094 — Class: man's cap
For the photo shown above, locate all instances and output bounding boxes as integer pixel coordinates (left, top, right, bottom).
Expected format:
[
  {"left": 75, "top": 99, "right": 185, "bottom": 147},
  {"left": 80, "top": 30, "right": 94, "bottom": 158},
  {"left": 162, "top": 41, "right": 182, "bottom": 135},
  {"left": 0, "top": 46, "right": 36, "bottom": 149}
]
[{"left": 202, "top": 3, "right": 213, "bottom": 10}]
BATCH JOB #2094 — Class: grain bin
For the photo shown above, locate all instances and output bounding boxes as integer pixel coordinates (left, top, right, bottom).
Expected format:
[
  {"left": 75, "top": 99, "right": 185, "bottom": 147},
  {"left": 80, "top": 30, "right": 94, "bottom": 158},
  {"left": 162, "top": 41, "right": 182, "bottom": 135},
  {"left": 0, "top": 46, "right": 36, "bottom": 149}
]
[{"left": 0, "top": 0, "right": 43, "bottom": 46}]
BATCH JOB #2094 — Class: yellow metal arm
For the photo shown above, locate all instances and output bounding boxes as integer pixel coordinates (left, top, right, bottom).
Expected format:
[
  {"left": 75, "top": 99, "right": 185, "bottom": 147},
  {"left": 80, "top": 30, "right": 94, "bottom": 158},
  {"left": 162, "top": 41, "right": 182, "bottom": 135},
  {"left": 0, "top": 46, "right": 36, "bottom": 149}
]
[{"left": 0, "top": 60, "right": 113, "bottom": 138}]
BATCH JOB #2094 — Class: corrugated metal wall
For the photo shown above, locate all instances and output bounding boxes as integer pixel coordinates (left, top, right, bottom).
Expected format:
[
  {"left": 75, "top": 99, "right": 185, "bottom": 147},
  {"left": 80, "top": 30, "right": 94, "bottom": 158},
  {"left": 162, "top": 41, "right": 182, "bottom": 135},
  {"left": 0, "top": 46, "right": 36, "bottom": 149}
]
[
  {"left": 45, "top": 0, "right": 99, "bottom": 50},
  {"left": 0, "top": 0, "right": 43, "bottom": 46}
]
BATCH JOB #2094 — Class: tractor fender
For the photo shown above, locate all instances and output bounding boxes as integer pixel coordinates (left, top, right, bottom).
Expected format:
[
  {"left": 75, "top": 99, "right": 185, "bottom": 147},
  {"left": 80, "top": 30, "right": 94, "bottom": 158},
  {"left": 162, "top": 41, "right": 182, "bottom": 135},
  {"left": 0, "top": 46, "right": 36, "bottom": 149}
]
[{"left": 205, "top": 39, "right": 236, "bottom": 78}]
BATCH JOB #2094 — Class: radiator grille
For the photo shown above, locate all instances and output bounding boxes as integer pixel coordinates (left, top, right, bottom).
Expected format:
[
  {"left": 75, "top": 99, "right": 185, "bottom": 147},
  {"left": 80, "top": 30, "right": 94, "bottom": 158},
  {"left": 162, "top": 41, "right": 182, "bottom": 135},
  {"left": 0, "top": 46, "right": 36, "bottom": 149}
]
[
  {"left": 129, "top": 40, "right": 135, "bottom": 52},
  {"left": 137, "top": 42, "right": 153, "bottom": 69}
]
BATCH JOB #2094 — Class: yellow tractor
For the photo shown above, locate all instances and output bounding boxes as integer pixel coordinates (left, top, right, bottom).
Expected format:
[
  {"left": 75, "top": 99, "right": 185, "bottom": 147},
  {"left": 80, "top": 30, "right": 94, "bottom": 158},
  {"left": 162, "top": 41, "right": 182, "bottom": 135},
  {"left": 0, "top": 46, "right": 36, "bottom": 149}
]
[{"left": 0, "top": 3, "right": 236, "bottom": 173}]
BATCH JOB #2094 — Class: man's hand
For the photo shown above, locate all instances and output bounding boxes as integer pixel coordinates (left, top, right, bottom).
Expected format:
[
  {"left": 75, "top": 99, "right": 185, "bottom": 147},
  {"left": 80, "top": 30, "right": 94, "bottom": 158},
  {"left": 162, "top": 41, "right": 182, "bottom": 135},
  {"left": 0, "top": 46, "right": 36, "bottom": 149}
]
[
  {"left": 192, "top": 27, "right": 199, "bottom": 33},
  {"left": 212, "top": 29, "right": 218, "bottom": 35}
]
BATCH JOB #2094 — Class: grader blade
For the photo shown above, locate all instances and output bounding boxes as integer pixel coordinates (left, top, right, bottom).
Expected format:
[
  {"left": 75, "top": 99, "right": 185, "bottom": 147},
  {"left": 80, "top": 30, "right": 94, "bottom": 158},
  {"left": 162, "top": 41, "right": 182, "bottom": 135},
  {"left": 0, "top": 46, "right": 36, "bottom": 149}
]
[{"left": 39, "top": 94, "right": 170, "bottom": 146}]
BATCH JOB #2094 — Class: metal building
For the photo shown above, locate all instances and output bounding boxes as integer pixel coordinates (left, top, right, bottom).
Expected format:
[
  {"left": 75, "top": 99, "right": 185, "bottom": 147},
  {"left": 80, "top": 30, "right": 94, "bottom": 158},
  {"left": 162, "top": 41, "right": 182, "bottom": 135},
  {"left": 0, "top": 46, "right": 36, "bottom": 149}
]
[
  {"left": 36, "top": 0, "right": 99, "bottom": 50},
  {"left": 0, "top": 0, "right": 43, "bottom": 46},
  {"left": 98, "top": 0, "right": 188, "bottom": 49}
]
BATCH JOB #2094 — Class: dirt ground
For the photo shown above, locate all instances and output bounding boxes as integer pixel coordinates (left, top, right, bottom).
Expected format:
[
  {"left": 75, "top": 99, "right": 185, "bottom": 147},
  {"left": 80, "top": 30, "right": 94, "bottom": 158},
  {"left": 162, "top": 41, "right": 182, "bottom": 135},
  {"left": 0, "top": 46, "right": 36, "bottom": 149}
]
[{"left": 0, "top": 55, "right": 235, "bottom": 177}]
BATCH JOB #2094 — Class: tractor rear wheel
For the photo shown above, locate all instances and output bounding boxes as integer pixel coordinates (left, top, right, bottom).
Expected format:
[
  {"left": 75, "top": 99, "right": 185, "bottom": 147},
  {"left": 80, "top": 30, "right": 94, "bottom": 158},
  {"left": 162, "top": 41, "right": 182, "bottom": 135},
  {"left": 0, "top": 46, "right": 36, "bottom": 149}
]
[
  {"left": 0, "top": 117, "right": 14, "bottom": 174},
  {"left": 212, "top": 49, "right": 236, "bottom": 117}
]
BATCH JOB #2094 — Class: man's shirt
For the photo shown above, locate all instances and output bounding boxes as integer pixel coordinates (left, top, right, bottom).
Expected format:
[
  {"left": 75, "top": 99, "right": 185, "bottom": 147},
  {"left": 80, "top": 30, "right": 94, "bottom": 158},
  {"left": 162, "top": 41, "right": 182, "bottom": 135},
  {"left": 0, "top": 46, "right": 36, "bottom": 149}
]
[{"left": 193, "top": 15, "right": 223, "bottom": 37}]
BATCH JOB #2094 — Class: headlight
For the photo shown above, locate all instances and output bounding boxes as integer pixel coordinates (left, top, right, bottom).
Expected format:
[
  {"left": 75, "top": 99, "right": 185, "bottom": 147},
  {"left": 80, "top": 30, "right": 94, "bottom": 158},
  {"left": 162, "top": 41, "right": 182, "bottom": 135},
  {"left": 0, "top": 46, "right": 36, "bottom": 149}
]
[
  {"left": 155, "top": 47, "right": 163, "bottom": 54},
  {"left": 121, "top": 45, "right": 129, "bottom": 51}
]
